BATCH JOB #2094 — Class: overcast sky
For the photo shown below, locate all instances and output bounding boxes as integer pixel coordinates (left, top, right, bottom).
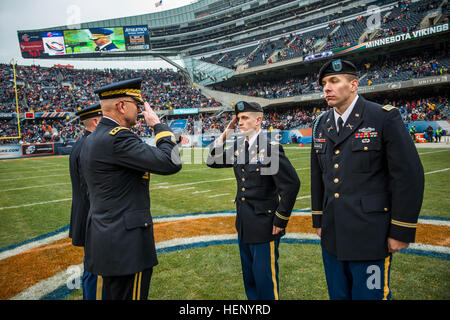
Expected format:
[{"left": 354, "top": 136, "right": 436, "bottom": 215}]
[{"left": 0, "top": 0, "right": 197, "bottom": 70}]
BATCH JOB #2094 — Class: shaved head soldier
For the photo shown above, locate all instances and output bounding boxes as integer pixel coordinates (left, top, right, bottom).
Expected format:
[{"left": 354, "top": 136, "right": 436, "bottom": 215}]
[
  {"left": 207, "top": 101, "right": 300, "bottom": 300},
  {"left": 311, "top": 59, "right": 424, "bottom": 300}
]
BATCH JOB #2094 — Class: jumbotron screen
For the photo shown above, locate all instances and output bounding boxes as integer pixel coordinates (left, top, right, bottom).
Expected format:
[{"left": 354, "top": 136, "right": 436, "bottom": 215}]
[
  {"left": 18, "top": 25, "right": 150, "bottom": 58},
  {"left": 63, "top": 27, "right": 126, "bottom": 54}
]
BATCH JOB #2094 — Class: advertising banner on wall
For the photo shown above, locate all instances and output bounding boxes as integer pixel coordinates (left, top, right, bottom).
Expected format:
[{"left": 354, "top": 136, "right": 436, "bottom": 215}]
[
  {"left": 42, "top": 31, "right": 66, "bottom": 56},
  {"left": 124, "top": 26, "right": 150, "bottom": 51},
  {"left": 0, "top": 145, "right": 22, "bottom": 159},
  {"left": 18, "top": 32, "right": 46, "bottom": 58},
  {"left": 21, "top": 143, "right": 55, "bottom": 156}
]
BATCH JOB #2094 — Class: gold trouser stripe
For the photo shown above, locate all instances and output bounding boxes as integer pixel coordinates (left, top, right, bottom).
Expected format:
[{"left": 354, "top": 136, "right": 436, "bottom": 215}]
[
  {"left": 382, "top": 256, "right": 391, "bottom": 300},
  {"left": 155, "top": 131, "right": 174, "bottom": 143},
  {"left": 132, "top": 273, "right": 138, "bottom": 300},
  {"left": 96, "top": 276, "right": 103, "bottom": 300},
  {"left": 137, "top": 272, "right": 142, "bottom": 300},
  {"left": 132, "top": 272, "right": 142, "bottom": 300},
  {"left": 270, "top": 241, "right": 279, "bottom": 300}
]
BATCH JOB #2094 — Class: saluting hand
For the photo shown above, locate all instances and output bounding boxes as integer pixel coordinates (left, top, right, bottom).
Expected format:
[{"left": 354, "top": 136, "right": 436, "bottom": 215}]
[
  {"left": 142, "top": 101, "right": 161, "bottom": 128},
  {"left": 218, "top": 116, "right": 237, "bottom": 144}
]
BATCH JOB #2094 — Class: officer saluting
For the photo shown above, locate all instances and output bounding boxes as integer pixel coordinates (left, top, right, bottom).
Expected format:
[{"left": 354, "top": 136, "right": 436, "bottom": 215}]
[
  {"left": 80, "top": 78, "right": 182, "bottom": 300},
  {"left": 69, "top": 103, "right": 103, "bottom": 300},
  {"left": 207, "top": 101, "right": 300, "bottom": 300},
  {"left": 310, "top": 59, "right": 425, "bottom": 300}
]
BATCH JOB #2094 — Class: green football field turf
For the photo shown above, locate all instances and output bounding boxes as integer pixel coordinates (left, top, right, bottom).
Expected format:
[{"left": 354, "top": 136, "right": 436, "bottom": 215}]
[{"left": 0, "top": 145, "right": 449, "bottom": 299}]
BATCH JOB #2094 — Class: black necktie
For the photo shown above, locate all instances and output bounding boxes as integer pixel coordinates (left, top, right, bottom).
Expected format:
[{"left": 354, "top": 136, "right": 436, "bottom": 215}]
[
  {"left": 244, "top": 140, "right": 249, "bottom": 163},
  {"left": 337, "top": 117, "right": 344, "bottom": 136}
]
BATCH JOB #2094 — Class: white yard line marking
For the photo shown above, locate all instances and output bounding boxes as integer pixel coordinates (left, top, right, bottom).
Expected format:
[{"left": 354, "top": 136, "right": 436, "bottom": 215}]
[
  {"left": 192, "top": 190, "right": 211, "bottom": 194},
  {"left": 208, "top": 193, "right": 231, "bottom": 198},
  {"left": 154, "top": 213, "right": 236, "bottom": 223},
  {"left": 11, "top": 263, "right": 83, "bottom": 300},
  {"left": 0, "top": 177, "right": 235, "bottom": 211},
  {"left": 289, "top": 157, "right": 310, "bottom": 161},
  {"left": 0, "top": 173, "right": 68, "bottom": 182},
  {"left": 418, "top": 218, "right": 450, "bottom": 227},
  {"left": 151, "top": 182, "right": 169, "bottom": 186},
  {"left": 0, "top": 164, "right": 67, "bottom": 172},
  {"left": 0, "top": 198, "right": 71, "bottom": 211},
  {"left": 425, "top": 168, "right": 450, "bottom": 175},
  {"left": 418, "top": 150, "right": 450, "bottom": 155},
  {"left": 296, "top": 195, "right": 311, "bottom": 200},
  {"left": 181, "top": 168, "right": 214, "bottom": 172},
  {"left": 151, "top": 178, "right": 234, "bottom": 189},
  {"left": 176, "top": 187, "right": 196, "bottom": 191},
  {"left": 0, "top": 231, "right": 69, "bottom": 261},
  {"left": 0, "top": 182, "right": 70, "bottom": 192}
]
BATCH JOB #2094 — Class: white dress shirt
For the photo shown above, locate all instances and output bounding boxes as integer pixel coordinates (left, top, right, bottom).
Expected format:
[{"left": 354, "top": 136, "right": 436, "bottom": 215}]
[{"left": 333, "top": 95, "right": 359, "bottom": 132}]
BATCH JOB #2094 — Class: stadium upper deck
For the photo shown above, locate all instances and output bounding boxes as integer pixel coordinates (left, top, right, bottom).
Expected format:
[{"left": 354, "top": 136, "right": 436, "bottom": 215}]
[{"left": 17, "top": 0, "right": 449, "bottom": 87}]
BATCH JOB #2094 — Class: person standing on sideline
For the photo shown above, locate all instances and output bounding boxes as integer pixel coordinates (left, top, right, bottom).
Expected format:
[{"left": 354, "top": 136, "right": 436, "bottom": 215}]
[
  {"left": 80, "top": 78, "right": 182, "bottom": 300},
  {"left": 409, "top": 124, "right": 416, "bottom": 141},
  {"left": 426, "top": 125, "right": 434, "bottom": 143},
  {"left": 69, "top": 103, "right": 104, "bottom": 300},
  {"left": 207, "top": 101, "right": 300, "bottom": 300},
  {"left": 436, "top": 126, "right": 443, "bottom": 142},
  {"left": 310, "top": 59, "right": 424, "bottom": 300}
]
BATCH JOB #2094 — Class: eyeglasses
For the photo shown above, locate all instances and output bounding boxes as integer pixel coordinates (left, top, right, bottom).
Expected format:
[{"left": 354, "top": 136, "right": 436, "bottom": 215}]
[{"left": 122, "top": 100, "right": 143, "bottom": 109}]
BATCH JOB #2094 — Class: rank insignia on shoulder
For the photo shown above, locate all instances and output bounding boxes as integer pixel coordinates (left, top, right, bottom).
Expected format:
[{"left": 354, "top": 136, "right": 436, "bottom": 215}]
[
  {"left": 382, "top": 105, "right": 396, "bottom": 111},
  {"left": 109, "top": 126, "right": 129, "bottom": 135}
]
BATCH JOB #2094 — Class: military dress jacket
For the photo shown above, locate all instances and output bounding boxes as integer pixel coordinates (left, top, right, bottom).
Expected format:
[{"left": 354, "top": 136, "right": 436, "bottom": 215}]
[
  {"left": 69, "top": 130, "right": 91, "bottom": 247},
  {"left": 311, "top": 96, "right": 424, "bottom": 261},
  {"left": 80, "top": 117, "right": 181, "bottom": 276},
  {"left": 207, "top": 132, "right": 300, "bottom": 244}
]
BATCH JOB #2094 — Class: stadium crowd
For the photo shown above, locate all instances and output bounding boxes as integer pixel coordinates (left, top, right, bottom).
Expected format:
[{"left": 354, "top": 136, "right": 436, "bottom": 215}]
[
  {"left": 0, "top": 55, "right": 448, "bottom": 145},
  {"left": 0, "top": 63, "right": 219, "bottom": 114},
  {"left": 1, "top": 94, "right": 447, "bottom": 145},
  {"left": 200, "top": 0, "right": 445, "bottom": 69},
  {"left": 213, "top": 53, "right": 450, "bottom": 98}
]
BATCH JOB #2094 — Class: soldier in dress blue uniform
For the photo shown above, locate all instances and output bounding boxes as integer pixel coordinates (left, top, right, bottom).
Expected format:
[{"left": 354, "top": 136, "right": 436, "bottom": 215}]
[
  {"left": 69, "top": 103, "right": 104, "bottom": 300},
  {"left": 207, "top": 101, "right": 300, "bottom": 300},
  {"left": 310, "top": 59, "right": 425, "bottom": 300},
  {"left": 80, "top": 78, "right": 182, "bottom": 300},
  {"left": 89, "top": 28, "right": 120, "bottom": 51}
]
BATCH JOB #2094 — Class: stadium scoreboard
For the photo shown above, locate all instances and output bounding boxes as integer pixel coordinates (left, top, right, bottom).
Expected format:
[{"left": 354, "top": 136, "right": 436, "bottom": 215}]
[{"left": 18, "top": 25, "right": 150, "bottom": 58}]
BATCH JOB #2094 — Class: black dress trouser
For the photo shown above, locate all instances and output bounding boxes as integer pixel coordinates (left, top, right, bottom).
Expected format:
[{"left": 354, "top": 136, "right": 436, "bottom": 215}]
[{"left": 102, "top": 267, "right": 153, "bottom": 300}]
